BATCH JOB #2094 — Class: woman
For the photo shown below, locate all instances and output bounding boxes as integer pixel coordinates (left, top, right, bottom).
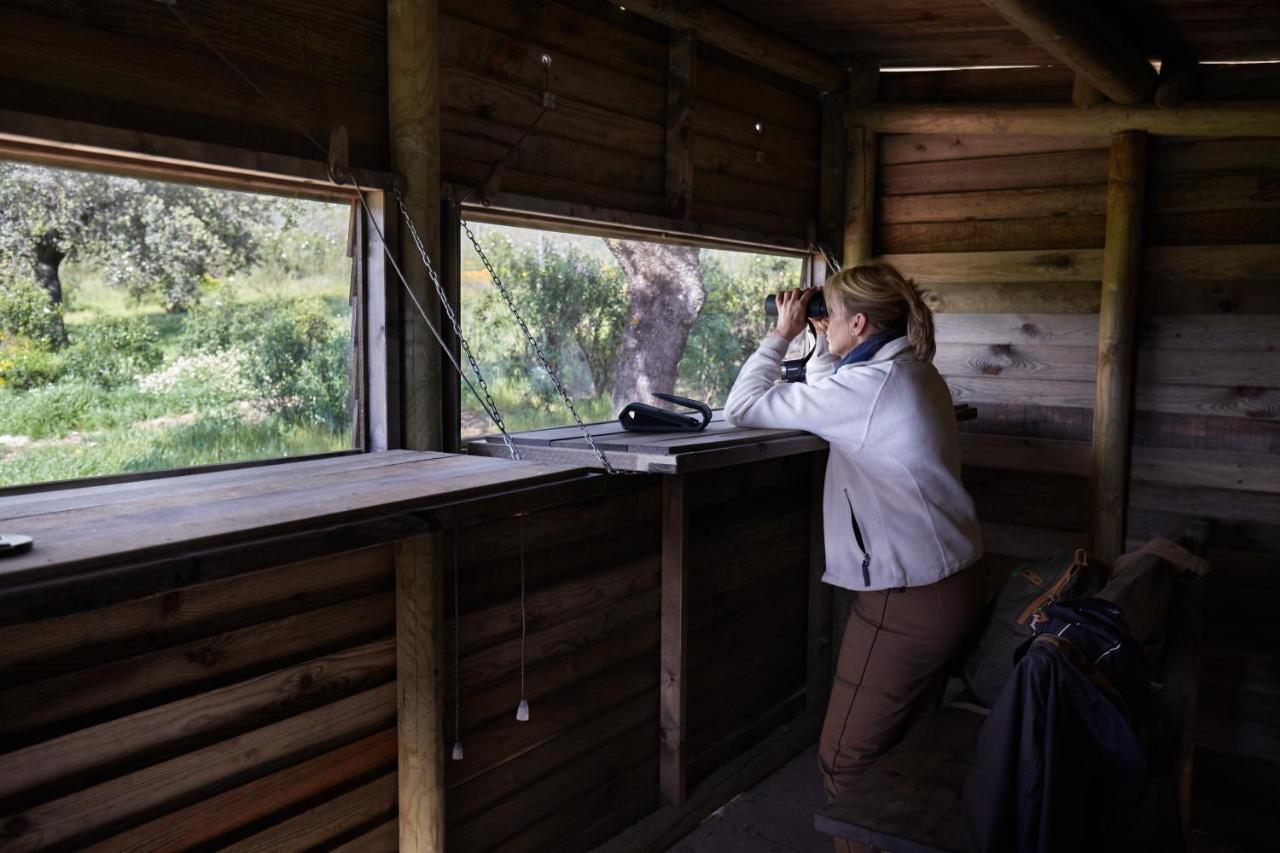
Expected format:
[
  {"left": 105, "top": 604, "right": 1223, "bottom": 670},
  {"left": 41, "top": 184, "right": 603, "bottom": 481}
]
[{"left": 724, "top": 262, "right": 985, "bottom": 852}]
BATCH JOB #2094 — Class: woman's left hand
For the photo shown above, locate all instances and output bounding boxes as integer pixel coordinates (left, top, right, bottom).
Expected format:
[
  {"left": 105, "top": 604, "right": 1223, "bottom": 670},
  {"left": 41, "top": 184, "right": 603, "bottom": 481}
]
[{"left": 771, "top": 288, "right": 817, "bottom": 340}]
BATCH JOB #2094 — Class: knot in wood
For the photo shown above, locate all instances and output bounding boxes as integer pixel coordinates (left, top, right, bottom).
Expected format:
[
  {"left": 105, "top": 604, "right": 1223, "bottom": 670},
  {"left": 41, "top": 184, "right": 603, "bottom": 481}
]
[
  {"left": 160, "top": 590, "right": 184, "bottom": 616},
  {"left": 188, "top": 647, "right": 219, "bottom": 667},
  {"left": 1019, "top": 322, "right": 1042, "bottom": 339}
]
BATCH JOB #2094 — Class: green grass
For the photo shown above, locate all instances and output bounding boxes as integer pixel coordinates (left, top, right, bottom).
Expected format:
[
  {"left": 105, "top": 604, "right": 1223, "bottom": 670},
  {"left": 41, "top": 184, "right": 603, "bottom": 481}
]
[{"left": 0, "top": 414, "right": 350, "bottom": 486}]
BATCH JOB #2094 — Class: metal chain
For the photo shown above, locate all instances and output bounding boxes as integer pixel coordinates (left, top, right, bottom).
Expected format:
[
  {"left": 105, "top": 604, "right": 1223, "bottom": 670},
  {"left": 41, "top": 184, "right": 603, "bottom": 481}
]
[
  {"left": 393, "top": 189, "right": 520, "bottom": 462},
  {"left": 458, "top": 215, "right": 631, "bottom": 475}
]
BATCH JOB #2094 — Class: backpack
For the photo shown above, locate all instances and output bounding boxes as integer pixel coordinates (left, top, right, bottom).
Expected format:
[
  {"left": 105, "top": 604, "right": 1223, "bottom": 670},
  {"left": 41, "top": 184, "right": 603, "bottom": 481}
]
[{"left": 961, "top": 548, "right": 1109, "bottom": 707}]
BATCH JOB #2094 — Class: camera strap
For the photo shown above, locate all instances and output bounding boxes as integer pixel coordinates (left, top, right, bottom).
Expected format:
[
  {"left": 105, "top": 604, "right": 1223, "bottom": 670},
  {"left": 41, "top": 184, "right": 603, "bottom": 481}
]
[{"left": 781, "top": 320, "right": 817, "bottom": 383}]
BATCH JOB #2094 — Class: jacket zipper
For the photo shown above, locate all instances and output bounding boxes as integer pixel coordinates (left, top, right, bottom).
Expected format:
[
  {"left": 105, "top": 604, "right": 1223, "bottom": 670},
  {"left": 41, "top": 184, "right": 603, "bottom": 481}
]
[{"left": 843, "top": 488, "right": 872, "bottom": 586}]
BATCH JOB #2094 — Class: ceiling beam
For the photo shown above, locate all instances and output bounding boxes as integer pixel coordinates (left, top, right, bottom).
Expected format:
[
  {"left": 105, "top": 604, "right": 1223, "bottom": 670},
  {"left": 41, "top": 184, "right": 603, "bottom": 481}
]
[
  {"left": 608, "top": 0, "right": 846, "bottom": 92},
  {"left": 858, "top": 102, "right": 1280, "bottom": 137},
  {"left": 979, "top": 0, "right": 1157, "bottom": 104}
]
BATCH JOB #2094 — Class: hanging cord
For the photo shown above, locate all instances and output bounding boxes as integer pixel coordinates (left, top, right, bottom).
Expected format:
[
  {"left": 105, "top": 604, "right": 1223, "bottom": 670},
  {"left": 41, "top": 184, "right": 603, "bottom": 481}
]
[
  {"left": 159, "top": 0, "right": 522, "bottom": 460},
  {"left": 451, "top": 534, "right": 464, "bottom": 760},
  {"left": 515, "top": 513, "right": 531, "bottom": 722}
]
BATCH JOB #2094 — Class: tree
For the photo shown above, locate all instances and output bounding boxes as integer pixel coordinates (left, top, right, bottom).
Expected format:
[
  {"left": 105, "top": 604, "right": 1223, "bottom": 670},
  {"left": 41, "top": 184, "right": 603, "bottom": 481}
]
[
  {"left": 0, "top": 162, "right": 278, "bottom": 336},
  {"left": 605, "top": 239, "right": 705, "bottom": 414}
]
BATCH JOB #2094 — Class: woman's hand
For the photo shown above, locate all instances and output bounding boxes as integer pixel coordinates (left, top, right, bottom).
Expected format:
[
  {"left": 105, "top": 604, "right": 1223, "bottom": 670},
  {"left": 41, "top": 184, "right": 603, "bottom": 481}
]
[{"left": 771, "top": 288, "right": 817, "bottom": 340}]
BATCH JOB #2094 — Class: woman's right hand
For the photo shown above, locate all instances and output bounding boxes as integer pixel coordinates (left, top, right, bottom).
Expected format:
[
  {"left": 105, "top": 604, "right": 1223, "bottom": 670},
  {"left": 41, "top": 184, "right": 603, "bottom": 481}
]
[{"left": 771, "top": 288, "right": 816, "bottom": 340}]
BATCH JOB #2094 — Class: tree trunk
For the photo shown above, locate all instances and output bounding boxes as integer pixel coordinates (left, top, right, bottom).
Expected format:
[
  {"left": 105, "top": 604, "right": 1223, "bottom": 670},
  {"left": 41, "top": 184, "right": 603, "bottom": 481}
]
[
  {"left": 32, "top": 233, "right": 68, "bottom": 346},
  {"left": 606, "top": 240, "right": 705, "bottom": 415}
]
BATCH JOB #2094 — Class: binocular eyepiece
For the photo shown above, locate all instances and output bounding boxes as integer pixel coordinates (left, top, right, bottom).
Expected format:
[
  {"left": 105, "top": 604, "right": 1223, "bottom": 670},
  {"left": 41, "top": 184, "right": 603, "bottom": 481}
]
[{"left": 764, "top": 292, "right": 828, "bottom": 319}]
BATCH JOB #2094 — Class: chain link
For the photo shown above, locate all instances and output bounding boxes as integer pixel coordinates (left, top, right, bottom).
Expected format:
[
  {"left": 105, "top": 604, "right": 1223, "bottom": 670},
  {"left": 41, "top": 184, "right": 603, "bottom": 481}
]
[
  {"left": 458, "top": 215, "right": 631, "bottom": 476},
  {"left": 393, "top": 189, "right": 520, "bottom": 462}
]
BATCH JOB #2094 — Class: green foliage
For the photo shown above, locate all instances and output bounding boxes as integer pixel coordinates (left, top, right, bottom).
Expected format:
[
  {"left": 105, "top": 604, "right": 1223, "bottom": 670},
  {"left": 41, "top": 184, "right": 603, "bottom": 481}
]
[
  {"left": 464, "top": 233, "right": 626, "bottom": 400},
  {"left": 0, "top": 162, "right": 281, "bottom": 311},
  {"left": 240, "top": 298, "right": 351, "bottom": 431},
  {"left": 0, "top": 338, "right": 65, "bottom": 391},
  {"left": 0, "top": 277, "right": 63, "bottom": 348},
  {"left": 62, "top": 316, "right": 163, "bottom": 388}
]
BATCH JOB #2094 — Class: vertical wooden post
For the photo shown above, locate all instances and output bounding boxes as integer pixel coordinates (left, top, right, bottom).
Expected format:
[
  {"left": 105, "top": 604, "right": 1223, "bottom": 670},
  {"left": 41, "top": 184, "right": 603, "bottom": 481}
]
[
  {"left": 817, "top": 90, "right": 847, "bottom": 265},
  {"left": 365, "top": 192, "right": 401, "bottom": 452},
  {"left": 396, "top": 534, "right": 445, "bottom": 853},
  {"left": 1089, "top": 130, "right": 1148, "bottom": 563},
  {"left": 665, "top": 29, "right": 695, "bottom": 220},
  {"left": 388, "top": 0, "right": 442, "bottom": 451},
  {"left": 660, "top": 474, "right": 689, "bottom": 806},
  {"left": 843, "top": 64, "right": 879, "bottom": 265},
  {"left": 1072, "top": 73, "right": 1106, "bottom": 109},
  {"left": 806, "top": 450, "right": 833, "bottom": 716}
]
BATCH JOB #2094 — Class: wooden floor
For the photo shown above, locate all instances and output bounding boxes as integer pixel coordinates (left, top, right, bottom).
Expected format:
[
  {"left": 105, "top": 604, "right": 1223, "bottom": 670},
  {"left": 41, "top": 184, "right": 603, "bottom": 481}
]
[
  {"left": 663, "top": 744, "right": 829, "bottom": 853},
  {"left": 660, "top": 745, "right": 1267, "bottom": 853}
]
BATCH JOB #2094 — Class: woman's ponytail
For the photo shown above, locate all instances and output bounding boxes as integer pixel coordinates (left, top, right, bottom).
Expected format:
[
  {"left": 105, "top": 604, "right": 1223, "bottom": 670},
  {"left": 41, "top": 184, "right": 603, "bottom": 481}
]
[
  {"left": 894, "top": 275, "right": 936, "bottom": 363},
  {"left": 823, "top": 262, "right": 937, "bottom": 363}
]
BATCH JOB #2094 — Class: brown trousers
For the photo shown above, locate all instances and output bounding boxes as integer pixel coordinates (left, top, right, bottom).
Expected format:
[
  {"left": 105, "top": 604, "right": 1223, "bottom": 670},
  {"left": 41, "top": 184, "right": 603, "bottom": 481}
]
[{"left": 819, "top": 563, "right": 987, "bottom": 853}]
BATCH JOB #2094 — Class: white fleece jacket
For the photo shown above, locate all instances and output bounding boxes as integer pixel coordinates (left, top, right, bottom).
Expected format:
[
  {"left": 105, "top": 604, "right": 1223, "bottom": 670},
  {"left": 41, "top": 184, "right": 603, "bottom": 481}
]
[{"left": 724, "top": 333, "right": 982, "bottom": 591}]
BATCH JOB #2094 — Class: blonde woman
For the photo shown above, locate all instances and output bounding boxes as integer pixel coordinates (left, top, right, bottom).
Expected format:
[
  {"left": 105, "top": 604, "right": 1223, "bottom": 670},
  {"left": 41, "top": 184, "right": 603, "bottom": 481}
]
[{"left": 725, "top": 262, "right": 985, "bottom": 851}]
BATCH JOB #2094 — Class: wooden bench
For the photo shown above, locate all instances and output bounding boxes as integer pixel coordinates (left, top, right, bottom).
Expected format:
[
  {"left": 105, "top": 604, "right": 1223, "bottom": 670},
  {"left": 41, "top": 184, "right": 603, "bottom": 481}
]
[{"left": 815, "top": 535, "right": 1207, "bottom": 852}]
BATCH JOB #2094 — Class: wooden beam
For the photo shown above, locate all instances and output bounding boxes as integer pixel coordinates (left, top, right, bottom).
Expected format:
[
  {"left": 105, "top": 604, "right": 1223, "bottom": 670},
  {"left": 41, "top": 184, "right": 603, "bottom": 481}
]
[
  {"left": 817, "top": 91, "right": 847, "bottom": 263},
  {"left": 610, "top": 0, "right": 845, "bottom": 92},
  {"left": 659, "top": 475, "right": 689, "bottom": 806},
  {"left": 665, "top": 30, "right": 695, "bottom": 220},
  {"left": 1072, "top": 73, "right": 1105, "bottom": 109},
  {"left": 858, "top": 102, "right": 1280, "bottom": 137},
  {"left": 978, "top": 0, "right": 1157, "bottom": 104},
  {"left": 1089, "top": 130, "right": 1148, "bottom": 563},
  {"left": 389, "top": 0, "right": 442, "bottom": 452},
  {"left": 843, "top": 66, "right": 879, "bottom": 265},
  {"left": 396, "top": 534, "right": 445, "bottom": 853},
  {"left": 1155, "top": 55, "right": 1198, "bottom": 109}
]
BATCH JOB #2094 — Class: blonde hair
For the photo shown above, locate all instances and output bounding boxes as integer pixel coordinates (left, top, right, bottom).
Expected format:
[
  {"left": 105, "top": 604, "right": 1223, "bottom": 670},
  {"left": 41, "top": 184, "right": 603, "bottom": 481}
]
[{"left": 823, "top": 262, "right": 936, "bottom": 362}]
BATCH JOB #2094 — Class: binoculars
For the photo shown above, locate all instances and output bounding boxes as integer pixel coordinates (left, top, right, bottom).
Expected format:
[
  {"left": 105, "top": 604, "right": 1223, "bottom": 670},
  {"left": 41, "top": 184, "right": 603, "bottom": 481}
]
[{"left": 764, "top": 292, "right": 828, "bottom": 318}]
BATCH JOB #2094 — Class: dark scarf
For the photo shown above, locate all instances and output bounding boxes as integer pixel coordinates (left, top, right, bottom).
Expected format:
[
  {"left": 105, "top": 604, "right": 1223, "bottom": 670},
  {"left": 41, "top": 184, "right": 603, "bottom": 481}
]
[{"left": 836, "top": 330, "right": 905, "bottom": 369}]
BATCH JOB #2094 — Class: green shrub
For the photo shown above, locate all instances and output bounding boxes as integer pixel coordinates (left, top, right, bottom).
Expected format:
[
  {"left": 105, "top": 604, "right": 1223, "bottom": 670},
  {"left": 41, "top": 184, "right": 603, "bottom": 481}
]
[
  {"left": 0, "top": 337, "right": 65, "bottom": 391},
  {"left": 0, "top": 277, "right": 64, "bottom": 348},
  {"left": 64, "top": 315, "right": 163, "bottom": 388},
  {"left": 181, "top": 282, "right": 247, "bottom": 353},
  {"left": 241, "top": 297, "right": 351, "bottom": 431}
]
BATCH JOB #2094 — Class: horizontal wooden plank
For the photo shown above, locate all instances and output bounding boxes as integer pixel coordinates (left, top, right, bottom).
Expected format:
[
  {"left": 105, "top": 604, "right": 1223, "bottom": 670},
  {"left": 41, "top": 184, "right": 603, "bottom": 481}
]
[
  {"left": 222, "top": 772, "right": 397, "bottom": 852},
  {"left": 884, "top": 249, "right": 1103, "bottom": 284},
  {"left": 0, "top": 637, "right": 395, "bottom": 804},
  {"left": 880, "top": 147, "right": 1109, "bottom": 196},
  {"left": 1145, "top": 244, "right": 1280, "bottom": 285},
  {"left": 936, "top": 312, "right": 1099, "bottom": 346},
  {"left": 83, "top": 728, "right": 397, "bottom": 853},
  {"left": 4, "top": 684, "right": 395, "bottom": 852},
  {"left": 880, "top": 184, "right": 1107, "bottom": 225},
  {"left": 945, "top": 376, "right": 1097, "bottom": 409},
  {"left": 1143, "top": 279, "right": 1280, "bottom": 315},
  {"left": 1139, "top": 315, "right": 1280, "bottom": 351},
  {"left": 981, "top": 522, "right": 1083, "bottom": 560},
  {"left": 936, "top": 342, "right": 1095, "bottom": 382},
  {"left": 958, "top": 434, "right": 1090, "bottom": 477},
  {"left": 449, "top": 722, "right": 655, "bottom": 852},
  {"left": 876, "top": 67, "right": 1075, "bottom": 104},
  {"left": 1148, "top": 208, "right": 1280, "bottom": 249},
  {"left": 1129, "top": 482, "right": 1280, "bottom": 527},
  {"left": 1151, "top": 138, "right": 1280, "bottom": 176},
  {"left": 0, "top": 544, "right": 393, "bottom": 679},
  {"left": 1137, "top": 348, "right": 1280, "bottom": 388},
  {"left": 1135, "top": 383, "right": 1280, "bottom": 421},
  {"left": 0, "top": 593, "right": 393, "bottom": 742},
  {"left": 879, "top": 133, "right": 1109, "bottom": 166},
  {"left": 457, "top": 555, "right": 658, "bottom": 654},
  {"left": 879, "top": 215, "right": 1106, "bottom": 253},
  {"left": 331, "top": 818, "right": 397, "bottom": 853},
  {"left": 1132, "top": 447, "right": 1280, "bottom": 495},
  {"left": 924, "top": 280, "right": 1101, "bottom": 314}
]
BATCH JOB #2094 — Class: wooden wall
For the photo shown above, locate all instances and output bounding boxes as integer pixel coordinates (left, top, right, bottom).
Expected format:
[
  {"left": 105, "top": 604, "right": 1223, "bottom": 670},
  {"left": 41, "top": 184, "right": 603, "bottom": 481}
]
[
  {"left": 0, "top": 480, "right": 663, "bottom": 852},
  {"left": 1129, "top": 137, "right": 1280, "bottom": 848},
  {"left": 0, "top": 0, "right": 822, "bottom": 243},
  {"left": 684, "top": 457, "right": 812, "bottom": 789},
  {"left": 878, "top": 132, "right": 1111, "bottom": 568},
  {"left": 874, "top": 124, "right": 1280, "bottom": 846}
]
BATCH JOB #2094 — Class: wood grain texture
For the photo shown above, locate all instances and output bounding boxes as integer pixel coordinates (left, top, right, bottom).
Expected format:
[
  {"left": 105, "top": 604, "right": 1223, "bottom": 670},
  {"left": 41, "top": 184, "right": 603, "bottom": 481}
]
[
  {"left": 2, "top": 685, "right": 395, "bottom": 852},
  {"left": 396, "top": 533, "right": 445, "bottom": 853},
  {"left": 660, "top": 474, "right": 689, "bottom": 807},
  {"left": 665, "top": 29, "right": 695, "bottom": 220}
]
